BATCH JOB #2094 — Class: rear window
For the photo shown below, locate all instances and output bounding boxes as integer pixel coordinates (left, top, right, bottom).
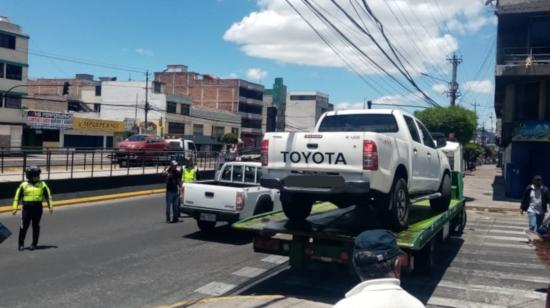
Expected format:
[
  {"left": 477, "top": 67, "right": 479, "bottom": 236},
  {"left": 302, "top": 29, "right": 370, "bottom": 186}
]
[
  {"left": 127, "top": 135, "right": 147, "bottom": 141},
  {"left": 318, "top": 114, "right": 399, "bottom": 133},
  {"left": 168, "top": 141, "right": 182, "bottom": 150}
]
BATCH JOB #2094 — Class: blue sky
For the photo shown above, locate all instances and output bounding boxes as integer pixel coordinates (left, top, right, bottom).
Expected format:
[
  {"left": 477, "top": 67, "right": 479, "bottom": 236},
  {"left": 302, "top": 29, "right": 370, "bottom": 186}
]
[{"left": 3, "top": 0, "right": 497, "bottom": 129}]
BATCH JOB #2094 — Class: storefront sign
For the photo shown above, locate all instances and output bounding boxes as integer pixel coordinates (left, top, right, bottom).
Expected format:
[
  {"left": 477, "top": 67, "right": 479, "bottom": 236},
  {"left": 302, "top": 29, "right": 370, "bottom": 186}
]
[
  {"left": 512, "top": 121, "right": 550, "bottom": 141},
  {"left": 73, "top": 117, "right": 125, "bottom": 133},
  {"left": 26, "top": 111, "right": 73, "bottom": 130}
]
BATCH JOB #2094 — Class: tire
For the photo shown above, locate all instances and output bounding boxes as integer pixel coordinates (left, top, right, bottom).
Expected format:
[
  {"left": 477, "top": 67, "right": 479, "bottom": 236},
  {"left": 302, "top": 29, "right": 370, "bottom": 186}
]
[
  {"left": 384, "top": 178, "right": 410, "bottom": 231},
  {"left": 450, "top": 206, "right": 467, "bottom": 236},
  {"left": 197, "top": 220, "right": 216, "bottom": 233},
  {"left": 281, "top": 192, "right": 313, "bottom": 221},
  {"left": 413, "top": 238, "right": 436, "bottom": 275},
  {"left": 430, "top": 173, "right": 451, "bottom": 213},
  {"left": 253, "top": 197, "right": 274, "bottom": 215}
]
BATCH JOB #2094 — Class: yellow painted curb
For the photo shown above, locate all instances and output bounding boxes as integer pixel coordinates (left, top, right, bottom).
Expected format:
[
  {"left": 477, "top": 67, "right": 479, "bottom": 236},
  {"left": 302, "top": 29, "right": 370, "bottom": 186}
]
[
  {"left": 159, "top": 295, "right": 285, "bottom": 308},
  {"left": 0, "top": 188, "right": 166, "bottom": 213}
]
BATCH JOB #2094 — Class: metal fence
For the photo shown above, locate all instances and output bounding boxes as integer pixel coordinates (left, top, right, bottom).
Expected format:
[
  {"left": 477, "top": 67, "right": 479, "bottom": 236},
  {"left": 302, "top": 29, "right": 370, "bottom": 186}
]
[
  {"left": 0, "top": 147, "right": 221, "bottom": 182},
  {"left": 503, "top": 47, "right": 550, "bottom": 64}
]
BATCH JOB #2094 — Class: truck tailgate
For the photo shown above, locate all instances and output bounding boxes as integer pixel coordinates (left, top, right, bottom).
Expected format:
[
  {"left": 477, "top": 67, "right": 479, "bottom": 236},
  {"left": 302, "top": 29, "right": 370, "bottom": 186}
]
[
  {"left": 268, "top": 132, "right": 364, "bottom": 173},
  {"left": 182, "top": 183, "right": 241, "bottom": 212}
]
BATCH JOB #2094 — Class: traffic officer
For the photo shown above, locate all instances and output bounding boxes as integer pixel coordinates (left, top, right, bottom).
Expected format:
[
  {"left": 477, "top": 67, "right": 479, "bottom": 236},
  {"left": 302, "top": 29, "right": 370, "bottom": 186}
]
[
  {"left": 12, "top": 165, "right": 53, "bottom": 251},
  {"left": 182, "top": 160, "right": 197, "bottom": 183}
]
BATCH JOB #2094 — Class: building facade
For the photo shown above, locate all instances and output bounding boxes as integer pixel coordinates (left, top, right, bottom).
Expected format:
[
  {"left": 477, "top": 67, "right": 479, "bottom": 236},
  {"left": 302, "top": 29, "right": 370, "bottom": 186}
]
[
  {"left": 263, "top": 77, "right": 287, "bottom": 132},
  {"left": 0, "top": 16, "right": 28, "bottom": 148},
  {"left": 154, "top": 65, "right": 264, "bottom": 149},
  {"left": 285, "top": 91, "right": 333, "bottom": 132},
  {"left": 494, "top": 0, "right": 550, "bottom": 197}
]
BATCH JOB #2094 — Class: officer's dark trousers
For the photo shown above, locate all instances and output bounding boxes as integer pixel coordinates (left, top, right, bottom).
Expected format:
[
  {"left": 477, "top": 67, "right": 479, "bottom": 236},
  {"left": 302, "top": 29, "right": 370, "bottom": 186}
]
[{"left": 19, "top": 203, "right": 43, "bottom": 247}]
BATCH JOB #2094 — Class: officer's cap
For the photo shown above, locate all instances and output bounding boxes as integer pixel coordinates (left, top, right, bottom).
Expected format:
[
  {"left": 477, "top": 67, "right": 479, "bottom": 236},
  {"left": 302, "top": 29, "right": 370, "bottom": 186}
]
[{"left": 353, "top": 229, "right": 402, "bottom": 266}]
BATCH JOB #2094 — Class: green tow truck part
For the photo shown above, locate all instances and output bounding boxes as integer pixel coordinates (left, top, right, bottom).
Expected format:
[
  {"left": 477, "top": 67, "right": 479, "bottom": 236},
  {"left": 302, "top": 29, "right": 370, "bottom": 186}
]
[{"left": 233, "top": 142, "right": 466, "bottom": 273}]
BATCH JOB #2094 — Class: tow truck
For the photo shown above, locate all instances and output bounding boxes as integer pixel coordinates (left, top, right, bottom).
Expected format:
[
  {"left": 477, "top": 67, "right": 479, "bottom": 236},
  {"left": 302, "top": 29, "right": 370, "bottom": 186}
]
[{"left": 233, "top": 141, "right": 466, "bottom": 273}]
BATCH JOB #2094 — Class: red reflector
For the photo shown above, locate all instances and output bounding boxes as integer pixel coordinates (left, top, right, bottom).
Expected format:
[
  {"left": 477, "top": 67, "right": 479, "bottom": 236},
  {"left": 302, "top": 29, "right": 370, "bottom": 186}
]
[
  {"left": 305, "top": 247, "right": 314, "bottom": 257},
  {"left": 339, "top": 251, "right": 350, "bottom": 263},
  {"left": 254, "top": 237, "right": 279, "bottom": 252}
]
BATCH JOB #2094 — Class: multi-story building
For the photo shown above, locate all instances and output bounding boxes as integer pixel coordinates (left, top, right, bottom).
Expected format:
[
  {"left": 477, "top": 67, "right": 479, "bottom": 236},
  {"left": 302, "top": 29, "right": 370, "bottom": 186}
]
[
  {"left": 285, "top": 91, "right": 333, "bottom": 132},
  {"left": 263, "top": 78, "right": 287, "bottom": 132},
  {"left": 0, "top": 16, "right": 28, "bottom": 148},
  {"left": 494, "top": 0, "right": 550, "bottom": 197},
  {"left": 155, "top": 65, "right": 264, "bottom": 149}
]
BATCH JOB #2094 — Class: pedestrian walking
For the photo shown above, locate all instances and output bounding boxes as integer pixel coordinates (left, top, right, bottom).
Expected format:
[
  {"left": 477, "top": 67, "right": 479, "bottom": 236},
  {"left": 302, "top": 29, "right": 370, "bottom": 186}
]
[
  {"left": 12, "top": 165, "right": 53, "bottom": 251},
  {"left": 334, "top": 229, "right": 425, "bottom": 308},
  {"left": 521, "top": 175, "right": 550, "bottom": 233},
  {"left": 162, "top": 160, "right": 182, "bottom": 223}
]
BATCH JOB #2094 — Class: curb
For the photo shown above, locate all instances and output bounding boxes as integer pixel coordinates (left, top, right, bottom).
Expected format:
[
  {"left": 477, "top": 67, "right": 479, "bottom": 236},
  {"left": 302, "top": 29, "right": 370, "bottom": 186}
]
[{"left": 0, "top": 188, "right": 166, "bottom": 213}]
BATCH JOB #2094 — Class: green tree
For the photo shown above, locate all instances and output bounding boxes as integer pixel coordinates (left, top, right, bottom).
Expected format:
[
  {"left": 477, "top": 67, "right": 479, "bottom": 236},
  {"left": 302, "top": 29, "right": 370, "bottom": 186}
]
[
  {"left": 414, "top": 106, "right": 477, "bottom": 144},
  {"left": 221, "top": 132, "right": 238, "bottom": 144},
  {"left": 463, "top": 143, "right": 483, "bottom": 163}
]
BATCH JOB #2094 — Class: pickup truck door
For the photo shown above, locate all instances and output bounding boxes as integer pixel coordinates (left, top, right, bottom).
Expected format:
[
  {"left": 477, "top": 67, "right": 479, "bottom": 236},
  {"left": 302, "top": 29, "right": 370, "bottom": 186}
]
[
  {"left": 416, "top": 120, "right": 441, "bottom": 191},
  {"left": 403, "top": 116, "right": 425, "bottom": 193}
]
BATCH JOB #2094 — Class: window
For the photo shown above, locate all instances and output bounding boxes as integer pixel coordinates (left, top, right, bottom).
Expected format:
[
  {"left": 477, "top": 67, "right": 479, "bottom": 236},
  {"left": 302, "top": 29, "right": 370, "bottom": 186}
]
[
  {"left": 0, "top": 33, "right": 16, "bottom": 50},
  {"left": 318, "top": 114, "right": 398, "bottom": 133},
  {"left": 245, "top": 166, "right": 256, "bottom": 183},
  {"left": 5, "top": 64, "right": 22, "bottom": 80},
  {"left": 5, "top": 96, "right": 21, "bottom": 109},
  {"left": 404, "top": 116, "right": 421, "bottom": 143},
  {"left": 221, "top": 165, "right": 232, "bottom": 181},
  {"left": 416, "top": 121, "right": 436, "bottom": 148},
  {"left": 233, "top": 165, "right": 243, "bottom": 182},
  {"left": 127, "top": 135, "right": 147, "bottom": 141},
  {"left": 231, "top": 127, "right": 239, "bottom": 135},
  {"left": 153, "top": 81, "right": 162, "bottom": 93},
  {"left": 166, "top": 102, "right": 177, "bottom": 114},
  {"left": 238, "top": 103, "right": 263, "bottom": 114},
  {"left": 168, "top": 122, "right": 185, "bottom": 135},
  {"left": 193, "top": 124, "right": 203, "bottom": 136},
  {"left": 290, "top": 95, "right": 317, "bottom": 101},
  {"left": 0, "top": 63, "right": 4, "bottom": 78},
  {"left": 531, "top": 17, "right": 550, "bottom": 48},
  {"left": 180, "top": 104, "right": 190, "bottom": 116},
  {"left": 241, "top": 118, "right": 262, "bottom": 129},
  {"left": 212, "top": 126, "right": 225, "bottom": 139},
  {"left": 239, "top": 87, "right": 263, "bottom": 100},
  {"left": 93, "top": 104, "right": 101, "bottom": 113},
  {"left": 95, "top": 85, "right": 102, "bottom": 96}
]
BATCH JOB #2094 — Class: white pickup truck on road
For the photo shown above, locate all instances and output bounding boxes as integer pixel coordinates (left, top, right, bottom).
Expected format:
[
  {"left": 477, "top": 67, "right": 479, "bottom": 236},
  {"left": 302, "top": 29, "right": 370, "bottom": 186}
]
[
  {"left": 180, "top": 162, "right": 281, "bottom": 232},
  {"left": 260, "top": 109, "right": 451, "bottom": 230}
]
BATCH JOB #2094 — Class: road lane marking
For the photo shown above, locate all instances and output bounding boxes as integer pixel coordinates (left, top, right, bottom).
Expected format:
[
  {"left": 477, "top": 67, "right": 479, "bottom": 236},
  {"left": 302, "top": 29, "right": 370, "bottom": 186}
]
[
  {"left": 159, "top": 295, "right": 285, "bottom": 308},
  {"left": 194, "top": 282, "right": 236, "bottom": 296},
  {"left": 445, "top": 267, "right": 550, "bottom": 284},
  {"left": 466, "top": 224, "right": 527, "bottom": 231},
  {"left": 464, "top": 234, "right": 527, "bottom": 242},
  {"left": 231, "top": 266, "right": 266, "bottom": 278},
  {"left": 452, "top": 257, "right": 546, "bottom": 270},
  {"left": 261, "top": 255, "right": 289, "bottom": 264},
  {"left": 427, "top": 296, "right": 509, "bottom": 308}
]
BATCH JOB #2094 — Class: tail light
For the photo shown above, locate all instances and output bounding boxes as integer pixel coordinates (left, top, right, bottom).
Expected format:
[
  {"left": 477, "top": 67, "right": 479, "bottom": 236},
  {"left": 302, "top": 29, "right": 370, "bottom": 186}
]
[
  {"left": 261, "top": 139, "right": 269, "bottom": 167},
  {"left": 363, "top": 140, "right": 378, "bottom": 171},
  {"left": 236, "top": 192, "right": 245, "bottom": 212}
]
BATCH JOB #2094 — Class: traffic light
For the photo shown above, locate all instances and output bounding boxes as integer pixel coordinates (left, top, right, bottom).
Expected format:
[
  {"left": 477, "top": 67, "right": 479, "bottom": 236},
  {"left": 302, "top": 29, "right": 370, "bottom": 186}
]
[{"left": 62, "top": 81, "right": 70, "bottom": 95}]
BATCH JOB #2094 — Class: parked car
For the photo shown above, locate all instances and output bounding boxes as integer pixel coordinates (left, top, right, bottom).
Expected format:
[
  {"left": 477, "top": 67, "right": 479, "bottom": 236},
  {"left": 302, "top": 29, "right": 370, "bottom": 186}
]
[
  {"left": 180, "top": 162, "right": 281, "bottom": 232},
  {"left": 165, "top": 138, "right": 197, "bottom": 165},
  {"left": 116, "top": 134, "right": 168, "bottom": 167},
  {"left": 260, "top": 109, "right": 451, "bottom": 230}
]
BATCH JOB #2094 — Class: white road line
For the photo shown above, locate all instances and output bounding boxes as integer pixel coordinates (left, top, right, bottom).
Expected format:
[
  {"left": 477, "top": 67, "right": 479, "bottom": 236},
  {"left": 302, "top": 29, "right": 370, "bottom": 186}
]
[
  {"left": 462, "top": 241, "right": 533, "bottom": 250},
  {"left": 452, "top": 257, "right": 546, "bottom": 270},
  {"left": 464, "top": 234, "right": 527, "bottom": 242},
  {"left": 194, "top": 282, "right": 236, "bottom": 296},
  {"left": 231, "top": 266, "right": 266, "bottom": 278},
  {"left": 487, "top": 229, "right": 528, "bottom": 235},
  {"left": 467, "top": 224, "right": 527, "bottom": 231},
  {"left": 445, "top": 267, "right": 550, "bottom": 284},
  {"left": 427, "top": 296, "right": 502, "bottom": 308},
  {"left": 437, "top": 280, "right": 547, "bottom": 301},
  {"left": 262, "top": 255, "right": 289, "bottom": 265}
]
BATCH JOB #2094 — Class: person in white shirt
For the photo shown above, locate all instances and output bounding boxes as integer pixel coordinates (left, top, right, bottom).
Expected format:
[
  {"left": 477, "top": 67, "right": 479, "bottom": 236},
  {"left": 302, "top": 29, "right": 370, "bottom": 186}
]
[{"left": 334, "top": 229, "right": 425, "bottom": 308}]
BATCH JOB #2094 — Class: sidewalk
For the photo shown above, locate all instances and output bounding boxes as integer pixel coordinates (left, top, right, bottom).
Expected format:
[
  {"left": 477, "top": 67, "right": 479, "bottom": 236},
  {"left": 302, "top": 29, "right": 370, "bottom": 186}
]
[{"left": 463, "top": 164, "right": 519, "bottom": 212}]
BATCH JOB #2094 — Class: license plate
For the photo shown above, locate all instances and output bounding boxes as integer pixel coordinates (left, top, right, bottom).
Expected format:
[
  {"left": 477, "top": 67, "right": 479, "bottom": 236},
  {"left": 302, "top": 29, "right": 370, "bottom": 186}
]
[{"left": 199, "top": 213, "right": 216, "bottom": 222}]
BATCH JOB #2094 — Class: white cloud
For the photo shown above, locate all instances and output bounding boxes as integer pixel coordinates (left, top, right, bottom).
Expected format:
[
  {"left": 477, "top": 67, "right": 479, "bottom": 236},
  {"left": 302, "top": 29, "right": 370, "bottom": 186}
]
[
  {"left": 432, "top": 83, "right": 448, "bottom": 94},
  {"left": 224, "top": 0, "right": 493, "bottom": 76},
  {"left": 463, "top": 80, "right": 494, "bottom": 94},
  {"left": 335, "top": 92, "right": 423, "bottom": 110},
  {"left": 135, "top": 48, "right": 154, "bottom": 57},
  {"left": 245, "top": 68, "right": 268, "bottom": 82},
  {"left": 228, "top": 73, "right": 239, "bottom": 78}
]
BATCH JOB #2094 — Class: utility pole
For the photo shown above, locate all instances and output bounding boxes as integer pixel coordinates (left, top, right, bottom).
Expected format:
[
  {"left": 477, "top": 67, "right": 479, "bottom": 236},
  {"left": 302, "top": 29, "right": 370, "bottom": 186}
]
[
  {"left": 489, "top": 112, "right": 494, "bottom": 134},
  {"left": 447, "top": 53, "right": 462, "bottom": 106},
  {"left": 481, "top": 121, "right": 486, "bottom": 145},
  {"left": 144, "top": 71, "right": 150, "bottom": 134}
]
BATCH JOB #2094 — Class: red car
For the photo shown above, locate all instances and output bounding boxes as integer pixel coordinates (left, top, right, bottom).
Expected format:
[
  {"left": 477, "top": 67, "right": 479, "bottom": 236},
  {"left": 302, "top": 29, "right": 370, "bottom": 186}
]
[{"left": 116, "top": 134, "right": 168, "bottom": 166}]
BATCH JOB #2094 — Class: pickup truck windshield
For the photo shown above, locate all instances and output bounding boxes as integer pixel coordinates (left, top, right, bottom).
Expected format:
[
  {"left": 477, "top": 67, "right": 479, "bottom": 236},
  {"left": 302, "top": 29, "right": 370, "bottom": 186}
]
[{"left": 318, "top": 114, "right": 399, "bottom": 132}]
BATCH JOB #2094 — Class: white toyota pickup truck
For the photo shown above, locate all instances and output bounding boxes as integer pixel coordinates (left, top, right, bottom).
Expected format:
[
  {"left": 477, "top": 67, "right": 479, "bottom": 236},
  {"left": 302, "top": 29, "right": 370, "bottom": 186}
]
[
  {"left": 260, "top": 109, "right": 451, "bottom": 230},
  {"left": 180, "top": 162, "right": 281, "bottom": 232}
]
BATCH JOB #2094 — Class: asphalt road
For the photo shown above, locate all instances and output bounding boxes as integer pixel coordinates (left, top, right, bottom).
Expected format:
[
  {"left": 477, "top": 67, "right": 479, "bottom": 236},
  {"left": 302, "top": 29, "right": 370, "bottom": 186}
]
[{"left": 0, "top": 195, "right": 278, "bottom": 308}]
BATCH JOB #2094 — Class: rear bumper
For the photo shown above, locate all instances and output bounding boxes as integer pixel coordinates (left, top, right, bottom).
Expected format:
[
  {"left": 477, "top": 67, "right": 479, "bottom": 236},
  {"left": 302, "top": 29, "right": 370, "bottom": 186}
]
[
  {"left": 180, "top": 206, "right": 241, "bottom": 223},
  {"left": 260, "top": 175, "right": 370, "bottom": 194}
]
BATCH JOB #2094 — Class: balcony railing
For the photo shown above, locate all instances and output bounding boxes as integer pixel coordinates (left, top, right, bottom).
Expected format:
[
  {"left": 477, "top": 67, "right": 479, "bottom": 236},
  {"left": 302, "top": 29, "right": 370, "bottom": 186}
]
[{"left": 502, "top": 47, "right": 550, "bottom": 65}]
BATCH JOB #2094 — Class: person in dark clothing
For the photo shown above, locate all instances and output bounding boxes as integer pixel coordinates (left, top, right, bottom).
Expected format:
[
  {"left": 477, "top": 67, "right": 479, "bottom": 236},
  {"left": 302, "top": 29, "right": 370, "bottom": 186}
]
[
  {"left": 12, "top": 165, "right": 53, "bottom": 251},
  {"left": 521, "top": 175, "right": 550, "bottom": 233},
  {"left": 162, "top": 160, "right": 182, "bottom": 223}
]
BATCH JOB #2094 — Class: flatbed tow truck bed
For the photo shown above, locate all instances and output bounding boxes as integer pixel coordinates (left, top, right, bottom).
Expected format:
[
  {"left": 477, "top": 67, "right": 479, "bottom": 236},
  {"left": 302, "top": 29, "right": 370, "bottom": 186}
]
[{"left": 233, "top": 171, "right": 466, "bottom": 272}]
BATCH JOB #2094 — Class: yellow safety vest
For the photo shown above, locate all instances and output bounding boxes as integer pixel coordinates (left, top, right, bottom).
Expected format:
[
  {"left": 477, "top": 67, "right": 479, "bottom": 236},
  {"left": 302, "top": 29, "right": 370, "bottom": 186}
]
[
  {"left": 182, "top": 167, "right": 197, "bottom": 183},
  {"left": 12, "top": 181, "right": 53, "bottom": 209}
]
